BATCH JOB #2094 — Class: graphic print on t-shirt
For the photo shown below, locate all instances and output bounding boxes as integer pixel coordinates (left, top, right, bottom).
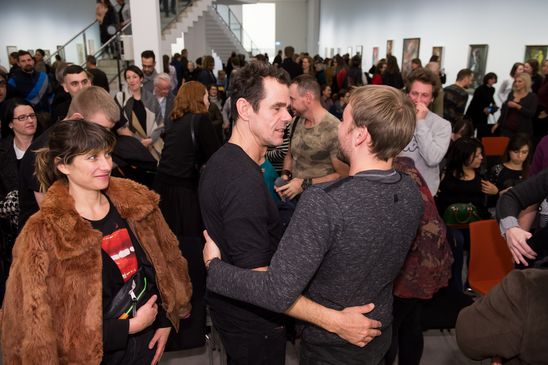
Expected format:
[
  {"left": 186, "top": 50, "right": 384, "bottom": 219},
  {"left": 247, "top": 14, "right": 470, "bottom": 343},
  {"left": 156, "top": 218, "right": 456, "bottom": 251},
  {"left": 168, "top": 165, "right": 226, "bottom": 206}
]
[{"left": 101, "top": 228, "right": 138, "bottom": 282}]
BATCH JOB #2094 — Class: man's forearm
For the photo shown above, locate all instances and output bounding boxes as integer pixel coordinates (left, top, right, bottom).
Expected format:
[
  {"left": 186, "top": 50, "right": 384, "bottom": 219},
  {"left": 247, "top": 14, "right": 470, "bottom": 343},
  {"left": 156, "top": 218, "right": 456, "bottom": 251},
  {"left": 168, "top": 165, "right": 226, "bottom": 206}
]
[{"left": 285, "top": 295, "right": 339, "bottom": 333}]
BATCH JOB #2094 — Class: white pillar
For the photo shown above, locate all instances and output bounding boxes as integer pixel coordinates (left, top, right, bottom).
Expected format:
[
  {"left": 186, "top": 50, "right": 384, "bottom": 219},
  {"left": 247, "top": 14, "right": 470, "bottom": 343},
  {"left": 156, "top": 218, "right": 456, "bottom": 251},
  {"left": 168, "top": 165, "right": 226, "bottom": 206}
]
[
  {"left": 129, "top": 0, "right": 162, "bottom": 72},
  {"left": 307, "top": 0, "right": 320, "bottom": 56}
]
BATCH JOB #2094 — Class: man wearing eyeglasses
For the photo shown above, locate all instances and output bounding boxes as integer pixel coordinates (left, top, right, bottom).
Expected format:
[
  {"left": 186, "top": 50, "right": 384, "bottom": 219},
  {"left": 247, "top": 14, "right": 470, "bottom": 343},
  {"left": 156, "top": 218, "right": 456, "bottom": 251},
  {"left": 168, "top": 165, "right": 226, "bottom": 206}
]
[{"left": 7, "top": 50, "right": 52, "bottom": 127}]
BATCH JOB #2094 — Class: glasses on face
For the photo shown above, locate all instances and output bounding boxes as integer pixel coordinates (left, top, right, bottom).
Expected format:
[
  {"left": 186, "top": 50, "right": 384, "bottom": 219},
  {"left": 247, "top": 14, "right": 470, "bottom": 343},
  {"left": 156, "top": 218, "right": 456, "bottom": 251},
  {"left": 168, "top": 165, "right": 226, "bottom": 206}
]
[{"left": 13, "top": 113, "right": 37, "bottom": 122}]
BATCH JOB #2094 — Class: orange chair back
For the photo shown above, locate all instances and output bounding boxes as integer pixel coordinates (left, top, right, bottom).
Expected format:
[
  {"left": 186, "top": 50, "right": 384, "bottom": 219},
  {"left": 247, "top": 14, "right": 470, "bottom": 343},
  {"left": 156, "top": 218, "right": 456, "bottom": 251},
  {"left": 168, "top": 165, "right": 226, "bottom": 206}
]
[
  {"left": 481, "top": 137, "right": 509, "bottom": 156},
  {"left": 468, "top": 219, "right": 514, "bottom": 295}
]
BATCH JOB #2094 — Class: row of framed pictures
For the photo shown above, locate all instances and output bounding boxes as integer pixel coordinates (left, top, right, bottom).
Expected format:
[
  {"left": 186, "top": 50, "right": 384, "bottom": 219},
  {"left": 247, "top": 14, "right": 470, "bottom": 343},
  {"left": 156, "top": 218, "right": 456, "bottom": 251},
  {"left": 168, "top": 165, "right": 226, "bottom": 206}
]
[{"left": 325, "top": 42, "right": 547, "bottom": 90}]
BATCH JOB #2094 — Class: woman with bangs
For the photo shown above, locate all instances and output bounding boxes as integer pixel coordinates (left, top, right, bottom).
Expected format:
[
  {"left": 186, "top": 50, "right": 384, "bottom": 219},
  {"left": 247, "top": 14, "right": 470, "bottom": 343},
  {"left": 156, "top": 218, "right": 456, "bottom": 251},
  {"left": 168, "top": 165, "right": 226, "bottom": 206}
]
[
  {"left": 1, "top": 119, "right": 192, "bottom": 364},
  {"left": 154, "top": 81, "right": 220, "bottom": 350}
]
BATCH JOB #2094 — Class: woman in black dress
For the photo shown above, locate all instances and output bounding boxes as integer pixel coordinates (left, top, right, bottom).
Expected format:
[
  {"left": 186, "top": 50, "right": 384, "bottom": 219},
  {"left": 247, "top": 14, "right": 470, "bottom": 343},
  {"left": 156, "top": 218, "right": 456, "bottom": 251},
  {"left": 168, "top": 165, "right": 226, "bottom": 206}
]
[
  {"left": 154, "top": 81, "right": 220, "bottom": 350},
  {"left": 465, "top": 72, "right": 498, "bottom": 138}
]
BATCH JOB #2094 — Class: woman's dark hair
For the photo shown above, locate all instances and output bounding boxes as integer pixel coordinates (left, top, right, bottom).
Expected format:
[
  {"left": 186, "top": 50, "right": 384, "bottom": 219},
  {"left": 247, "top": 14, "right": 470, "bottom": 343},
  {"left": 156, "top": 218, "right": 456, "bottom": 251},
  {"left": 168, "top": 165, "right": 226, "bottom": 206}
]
[
  {"left": 445, "top": 137, "right": 483, "bottom": 180},
  {"left": 526, "top": 59, "right": 539, "bottom": 74},
  {"left": 452, "top": 118, "right": 474, "bottom": 139},
  {"left": 124, "top": 65, "right": 144, "bottom": 79},
  {"left": 162, "top": 54, "right": 170, "bottom": 74},
  {"left": 1, "top": 98, "right": 34, "bottom": 138},
  {"left": 35, "top": 119, "right": 116, "bottom": 192},
  {"left": 374, "top": 61, "right": 387, "bottom": 76},
  {"left": 483, "top": 72, "right": 498, "bottom": 85},
  {"left": 510, "top": 62, "right": 524, "bottom": 78},
  {"left": 411, "top": 58, "right": 422, "bottom": 67},
  {"left": 502, "top": 133, "right": 532, "bottom": 176},
  {"left": 386, "top": 55, "right": 400, "bottom": 74}
]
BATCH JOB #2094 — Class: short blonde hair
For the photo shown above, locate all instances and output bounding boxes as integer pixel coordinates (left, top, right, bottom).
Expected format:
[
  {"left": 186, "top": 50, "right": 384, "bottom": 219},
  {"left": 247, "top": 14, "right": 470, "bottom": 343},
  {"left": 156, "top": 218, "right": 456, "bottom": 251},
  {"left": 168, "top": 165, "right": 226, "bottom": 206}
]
[
  {"left": 67, "top": 86, "right": 120, "bottom": 122},
  {"left": 349, "top": 85, "right": 416, "bottom": 161},
  {"left": 514, "top": 72, "right": 532, "bottom": 93}
]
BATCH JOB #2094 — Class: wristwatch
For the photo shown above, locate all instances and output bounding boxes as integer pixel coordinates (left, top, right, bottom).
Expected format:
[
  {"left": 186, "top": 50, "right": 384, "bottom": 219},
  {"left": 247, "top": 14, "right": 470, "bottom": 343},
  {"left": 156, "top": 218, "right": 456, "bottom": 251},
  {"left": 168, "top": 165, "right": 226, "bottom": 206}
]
[{"left": 301, "top": 177, "right": 313, "bottom": 190}]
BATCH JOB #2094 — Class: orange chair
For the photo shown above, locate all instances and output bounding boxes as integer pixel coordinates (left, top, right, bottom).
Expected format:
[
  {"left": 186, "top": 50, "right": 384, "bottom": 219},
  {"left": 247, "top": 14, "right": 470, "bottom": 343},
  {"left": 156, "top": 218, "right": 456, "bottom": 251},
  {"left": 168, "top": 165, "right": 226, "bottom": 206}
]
[
  {"left": 468, "top": 219, "right": 514, "bottom": 295},
  {"left": 481, "top": 136, "right": 509, "bottom": 157}
]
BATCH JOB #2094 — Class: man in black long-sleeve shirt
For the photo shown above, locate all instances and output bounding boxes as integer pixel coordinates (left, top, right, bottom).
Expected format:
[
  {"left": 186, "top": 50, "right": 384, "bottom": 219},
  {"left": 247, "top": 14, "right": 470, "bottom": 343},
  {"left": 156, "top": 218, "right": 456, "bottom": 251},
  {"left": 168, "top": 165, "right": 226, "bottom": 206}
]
[
  {"left": 204, "top": 85, "right": 423, "bottom": 364},
  {"left": 497, "top": 168, "right": 548, "bottom": 266}
]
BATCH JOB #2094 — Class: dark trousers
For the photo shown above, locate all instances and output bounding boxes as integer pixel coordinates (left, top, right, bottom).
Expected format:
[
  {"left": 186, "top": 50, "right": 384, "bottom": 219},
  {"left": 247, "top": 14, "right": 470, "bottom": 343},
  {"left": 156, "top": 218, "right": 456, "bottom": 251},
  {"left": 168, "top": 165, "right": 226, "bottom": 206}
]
[
  {"left": 300, "top": 329, "right": 391, "bottom": 365},
  {"left": 384, "top": 297, "right": 423, "bottom": 365},
  {"left": 216, "top": 324, "right": 286, "bottom": 365}
]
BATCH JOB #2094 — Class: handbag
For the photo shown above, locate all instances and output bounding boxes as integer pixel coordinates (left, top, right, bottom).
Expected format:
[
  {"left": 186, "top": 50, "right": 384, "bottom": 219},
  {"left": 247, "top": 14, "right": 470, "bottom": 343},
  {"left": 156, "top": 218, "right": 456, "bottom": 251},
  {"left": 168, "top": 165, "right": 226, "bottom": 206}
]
[
  {"left": 190, "top": 114, "right": 206, "bottom": 175},
  {"left": 442, "top": 203, "right": 481, "bottom": 225},
  {"left": 104, "top": 267, "right": 157, "bottom": 320}
]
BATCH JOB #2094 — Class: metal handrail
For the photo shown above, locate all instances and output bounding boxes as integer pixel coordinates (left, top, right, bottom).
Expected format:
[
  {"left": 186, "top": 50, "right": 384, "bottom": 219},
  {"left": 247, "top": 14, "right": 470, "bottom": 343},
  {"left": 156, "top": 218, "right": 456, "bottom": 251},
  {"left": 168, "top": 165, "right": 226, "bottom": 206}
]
[
  {"left": 162, "top": 1, "right": 194, "bottom": 31},
  {"left": 44, "top": 20, "right": 98, "bottom": 64},
  {"left": 212, "top": 4, "right": 260, "bottom": 55},
  {"left": 81, "top": 20, "right": 132, "bottom": 67}
]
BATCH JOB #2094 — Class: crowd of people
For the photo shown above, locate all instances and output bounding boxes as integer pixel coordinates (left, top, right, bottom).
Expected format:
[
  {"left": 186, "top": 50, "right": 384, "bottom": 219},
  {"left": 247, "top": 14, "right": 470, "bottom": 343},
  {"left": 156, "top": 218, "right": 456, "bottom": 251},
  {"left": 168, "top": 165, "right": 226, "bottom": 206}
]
[{"left": 0, "top": 38, "right": 547, "bottom": 365}]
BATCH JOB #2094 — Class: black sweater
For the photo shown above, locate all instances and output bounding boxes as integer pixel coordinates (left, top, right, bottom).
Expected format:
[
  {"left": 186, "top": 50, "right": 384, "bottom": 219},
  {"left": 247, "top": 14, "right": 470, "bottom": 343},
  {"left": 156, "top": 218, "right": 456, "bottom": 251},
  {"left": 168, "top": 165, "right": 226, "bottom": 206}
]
[{"left": 156, "top": 112, "right": 220, "bottom": 187}]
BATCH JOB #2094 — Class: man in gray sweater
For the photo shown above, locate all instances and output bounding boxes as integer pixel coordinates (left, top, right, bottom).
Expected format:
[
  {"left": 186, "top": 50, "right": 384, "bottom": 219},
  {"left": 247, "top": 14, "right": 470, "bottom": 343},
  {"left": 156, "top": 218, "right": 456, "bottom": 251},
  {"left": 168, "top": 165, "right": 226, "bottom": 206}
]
[
  {"left": 399, "top": 68, "right": 452, "bottom": 196},
  {"left": 204, "top": 85, "right": 423, "bottom": 364}
]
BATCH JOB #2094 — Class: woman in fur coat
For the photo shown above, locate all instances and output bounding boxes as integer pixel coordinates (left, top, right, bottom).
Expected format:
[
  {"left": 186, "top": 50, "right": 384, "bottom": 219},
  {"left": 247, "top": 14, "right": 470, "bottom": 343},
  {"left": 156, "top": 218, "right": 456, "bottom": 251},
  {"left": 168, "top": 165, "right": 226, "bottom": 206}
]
[{"left": 1, "top": 119, "right": 192, "bottom": 364}]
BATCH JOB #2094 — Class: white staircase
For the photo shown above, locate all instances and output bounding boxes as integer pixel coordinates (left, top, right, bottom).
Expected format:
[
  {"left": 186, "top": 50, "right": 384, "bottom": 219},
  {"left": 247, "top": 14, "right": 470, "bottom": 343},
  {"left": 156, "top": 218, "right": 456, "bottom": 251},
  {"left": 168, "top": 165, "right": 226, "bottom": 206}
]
[
  {"left": 160, "top": 1, "right": 248, "bottom": 62},
  {"left": 204, "top": 7, "right": 247, "bottom": 62},
  {"left": 160, "top": 0, "right": 213, "bottom": 55}
]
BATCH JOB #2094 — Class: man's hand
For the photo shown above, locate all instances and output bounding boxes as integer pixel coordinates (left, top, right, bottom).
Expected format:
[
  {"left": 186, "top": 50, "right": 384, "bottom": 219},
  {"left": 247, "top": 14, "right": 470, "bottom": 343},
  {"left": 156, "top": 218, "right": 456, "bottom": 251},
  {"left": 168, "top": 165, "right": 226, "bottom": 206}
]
[
  {"left": 481, "top": 180, "right": 498, "bottom": 195},
  {"left": 203, "top": 230, "right": 221, "bottom": 268},
  {"left": 276, "top": 178, "right": 303, "bottom": 200},
  {"left": 329, "top": 303, "right": 382, "bottom": 347},
  {"left": 415, "top": 102, "right": 429, "bottom": 121},
  {"left": 149, "top": 327, "right": 171, "bottom": 365},
  {"left": 505, "top": 226, "right": 536, "bottom": 265},
  {"left": 491, "top": 123, "right": 499, "bottom": 134}
]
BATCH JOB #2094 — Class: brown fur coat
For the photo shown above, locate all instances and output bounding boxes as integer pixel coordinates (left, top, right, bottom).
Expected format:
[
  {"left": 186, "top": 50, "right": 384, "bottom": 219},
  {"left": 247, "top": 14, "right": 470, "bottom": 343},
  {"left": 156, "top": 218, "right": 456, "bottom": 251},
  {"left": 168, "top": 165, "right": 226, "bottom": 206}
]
[{"left": 1, "top": 177, "right": 192, "bottom": 364}]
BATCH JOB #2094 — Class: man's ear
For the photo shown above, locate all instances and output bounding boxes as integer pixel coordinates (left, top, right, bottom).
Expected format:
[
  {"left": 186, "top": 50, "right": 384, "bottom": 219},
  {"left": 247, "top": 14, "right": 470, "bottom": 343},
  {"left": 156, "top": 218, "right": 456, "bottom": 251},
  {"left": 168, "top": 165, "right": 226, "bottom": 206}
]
[
  {"left": 235, "top": 97, "right": 251, "bottom": 122},
  {"left": 354, "top": 125, "right": 369, "bottom": 147},
  {"left": 65, "top": 112, "right": 84, "bottom": 121}
]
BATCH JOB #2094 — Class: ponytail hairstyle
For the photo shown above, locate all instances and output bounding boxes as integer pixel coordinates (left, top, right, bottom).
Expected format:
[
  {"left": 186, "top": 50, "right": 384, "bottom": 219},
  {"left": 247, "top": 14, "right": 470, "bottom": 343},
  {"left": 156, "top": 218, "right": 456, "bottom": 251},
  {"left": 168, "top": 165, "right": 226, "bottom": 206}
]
[{"left": 35, "top": 119, "right": 116, "bottom": 192}]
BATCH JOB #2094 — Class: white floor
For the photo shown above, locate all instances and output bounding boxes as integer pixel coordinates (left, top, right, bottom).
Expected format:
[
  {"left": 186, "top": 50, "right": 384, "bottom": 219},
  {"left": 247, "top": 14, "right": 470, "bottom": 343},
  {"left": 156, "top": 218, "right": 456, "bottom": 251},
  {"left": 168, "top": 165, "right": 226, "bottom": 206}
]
[{"left": 160, "top": 329, "right": 490, "bottom": 365}]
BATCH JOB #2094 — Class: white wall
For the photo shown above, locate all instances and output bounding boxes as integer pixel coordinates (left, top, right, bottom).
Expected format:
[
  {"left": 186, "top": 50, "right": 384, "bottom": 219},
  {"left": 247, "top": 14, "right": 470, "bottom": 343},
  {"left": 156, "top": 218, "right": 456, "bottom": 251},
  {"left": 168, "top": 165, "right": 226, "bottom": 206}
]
[
  {"left": 275, "top": 0, "right": 307, "bottom": 53},
  {"left": 319, "top": 0, "right": 548, "bottom": 84},
  {"left": 0, "top": 0, "right": 98, "bottom": 68}
]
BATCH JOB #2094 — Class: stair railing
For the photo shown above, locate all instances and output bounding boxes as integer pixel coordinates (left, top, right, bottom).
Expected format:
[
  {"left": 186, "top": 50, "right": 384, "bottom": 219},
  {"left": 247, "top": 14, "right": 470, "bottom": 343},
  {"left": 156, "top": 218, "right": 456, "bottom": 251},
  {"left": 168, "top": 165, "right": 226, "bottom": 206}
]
[{"left": 212, "top": 4, "right": 261, "bottom": 56}]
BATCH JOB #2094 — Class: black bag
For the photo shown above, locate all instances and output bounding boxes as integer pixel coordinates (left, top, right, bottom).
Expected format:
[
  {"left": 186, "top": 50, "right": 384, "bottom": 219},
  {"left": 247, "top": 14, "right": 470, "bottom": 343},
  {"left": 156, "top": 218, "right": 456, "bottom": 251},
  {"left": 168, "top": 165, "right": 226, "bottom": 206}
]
[
  {"left": 105, "top": 267, "right": 157, "bottom": 320},
  {"left": 190, "top": 114, "right": 206, "bottom": 175}
]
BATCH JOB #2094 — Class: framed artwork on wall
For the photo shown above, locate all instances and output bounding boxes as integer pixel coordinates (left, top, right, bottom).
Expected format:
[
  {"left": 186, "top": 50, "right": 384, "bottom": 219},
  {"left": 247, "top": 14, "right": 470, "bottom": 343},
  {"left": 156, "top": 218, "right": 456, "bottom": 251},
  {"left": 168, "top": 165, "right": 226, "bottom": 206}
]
[
  {"left": 330, "top": 48, "right": 334, "bottom": 57},
  {"left": 347, "top": 47, "right": 353, "bottom": 56},
  {"left": 432, "top": 46, "right": 444, "bottom": 66},
  {"left": 524, "top": 45, "right": 547, "bottom": 64},
  {"left": 468, "top": 44, "right": 488, "bottom": 89},
  {"left": 386, "top": 40, "right": 393, "bottom": 56},
  {"left": 27, "top": 49, "right": 35, "bottom": 57},
  {"left": 401, "top": 38, "right": 420, "bottom": 77},
  {"left": 372, "top": 47, "right": 379, "bottom": 65},
  {"left": 355, "top": 45, "right": 363, "bottom": 56},
  {"left": 337, "top": 47, "right": 342, "bottom": 55}
]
